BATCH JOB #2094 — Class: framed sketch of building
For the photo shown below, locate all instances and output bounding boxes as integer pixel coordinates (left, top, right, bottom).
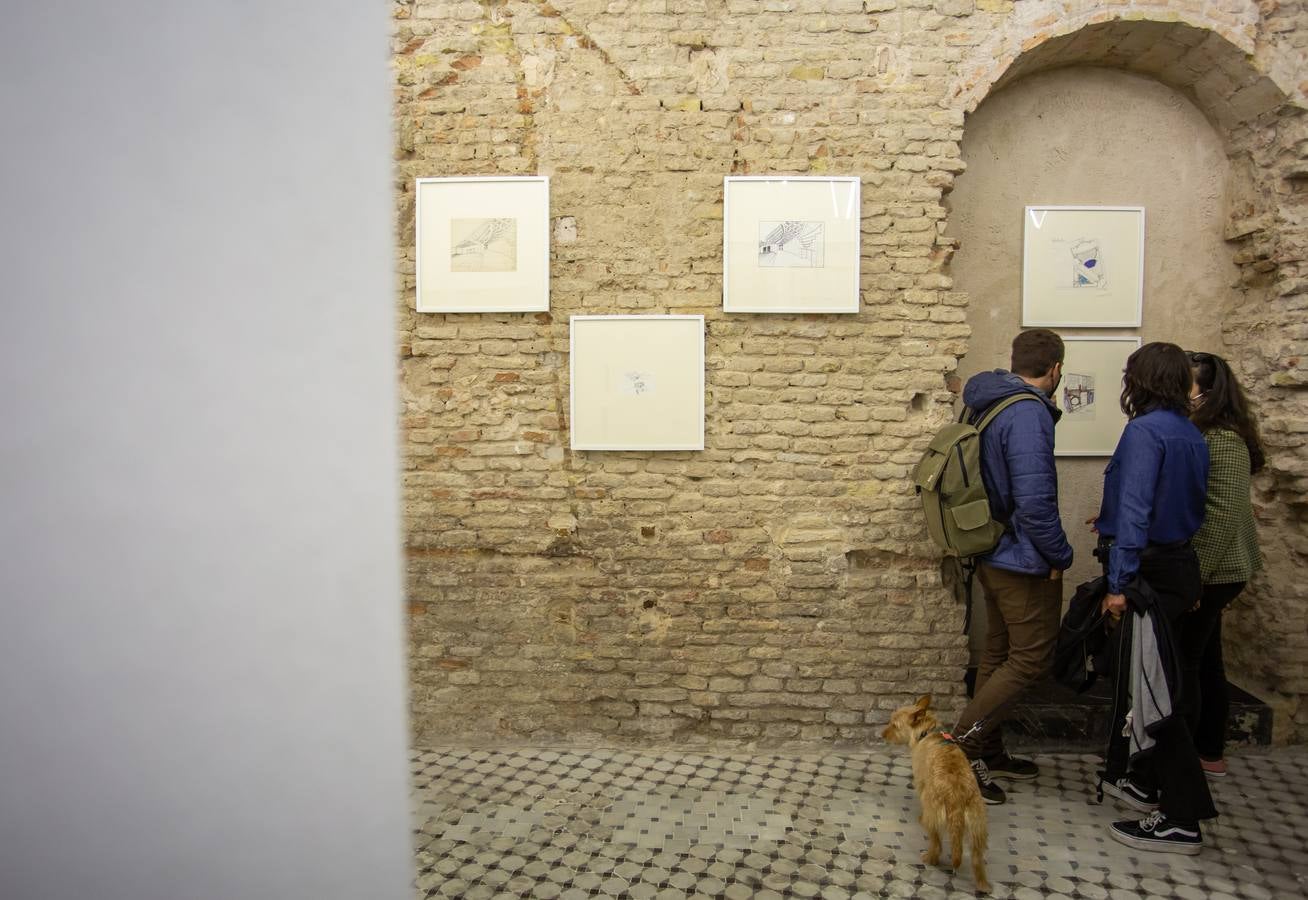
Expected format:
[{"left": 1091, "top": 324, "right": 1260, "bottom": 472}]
[
  {"left": 723, "top": 176, "right": 861, "bottom": 313},
  {"left": 569, "top": 316, "right": 704, "bottom": 451},
  {"left": 1022, "top": 206, "right": 1144, "bottom": 328},
  {"left": 1056, "top": 336, "right": 1141, "bottom": 456},
  {"left": 415, "top": 176, "right": 549, "bottom": 313}
]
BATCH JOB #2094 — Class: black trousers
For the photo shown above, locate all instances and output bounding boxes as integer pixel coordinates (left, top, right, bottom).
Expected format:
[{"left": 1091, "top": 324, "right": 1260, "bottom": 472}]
[
  {"left": 1179, "top": 581, "right": 1247, "bottom": 761},
  {"left": 1104, "top": 546, "right": 1218, "bottom": 823}
]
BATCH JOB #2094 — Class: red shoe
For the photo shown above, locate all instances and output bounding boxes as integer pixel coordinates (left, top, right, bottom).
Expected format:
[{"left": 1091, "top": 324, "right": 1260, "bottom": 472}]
[{"left": 1200, "top": 758, "right": 1227, "bottom": 778}]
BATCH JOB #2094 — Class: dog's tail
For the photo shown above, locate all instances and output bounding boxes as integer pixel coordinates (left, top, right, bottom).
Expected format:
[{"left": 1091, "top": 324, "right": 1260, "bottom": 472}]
[{"left": 965, "top": 802, "right": 990, "bottom": 893}]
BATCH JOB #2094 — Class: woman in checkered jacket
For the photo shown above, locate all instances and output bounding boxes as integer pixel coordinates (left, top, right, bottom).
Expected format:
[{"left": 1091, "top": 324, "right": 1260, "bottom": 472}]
[{"left": 1182, "top": 351, "right": 1265, "bottom": 779}]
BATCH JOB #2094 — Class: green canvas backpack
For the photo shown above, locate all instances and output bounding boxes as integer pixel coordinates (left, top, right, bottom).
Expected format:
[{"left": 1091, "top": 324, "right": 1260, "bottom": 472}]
[
  {"left": 913, "top": 393, "right": 1042, "bottom": 559},
  {"left": 913, "top": 393, "right": 1043, "bottom": 632}
]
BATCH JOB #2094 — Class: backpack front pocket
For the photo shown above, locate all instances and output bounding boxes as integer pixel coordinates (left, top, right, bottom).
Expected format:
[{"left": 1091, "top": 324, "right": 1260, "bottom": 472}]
[{"left": 949, "top": 498, "right": 992, "bottom": 533}]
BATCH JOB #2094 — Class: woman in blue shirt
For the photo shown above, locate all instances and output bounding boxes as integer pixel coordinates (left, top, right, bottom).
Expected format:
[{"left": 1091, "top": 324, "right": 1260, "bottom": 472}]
[{"left": 1094, "top": 342, "right": 1216, "bottom": 855}]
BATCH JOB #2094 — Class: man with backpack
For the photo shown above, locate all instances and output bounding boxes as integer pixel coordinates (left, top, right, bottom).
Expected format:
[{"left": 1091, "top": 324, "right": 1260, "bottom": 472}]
[{"left": 950, "top": 329, "right": 1074, "bottom": 804}]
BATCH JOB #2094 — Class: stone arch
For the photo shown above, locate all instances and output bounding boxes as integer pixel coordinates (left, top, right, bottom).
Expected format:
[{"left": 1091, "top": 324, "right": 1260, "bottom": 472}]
[
  {"left": 946, "top": 10, "right": 1308, "bottom": 738},
  {"left": 954, "top": 18, "right": 1288, "bottom": 132},
  {"left": 944, "top": 11, "right": 1304, "bottom": 319}
]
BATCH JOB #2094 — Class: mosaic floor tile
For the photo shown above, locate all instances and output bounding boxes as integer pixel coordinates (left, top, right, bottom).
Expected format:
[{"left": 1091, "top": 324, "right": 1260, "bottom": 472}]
[{"left": 412, "top": 746, "right": 1308, "bottom": 898}]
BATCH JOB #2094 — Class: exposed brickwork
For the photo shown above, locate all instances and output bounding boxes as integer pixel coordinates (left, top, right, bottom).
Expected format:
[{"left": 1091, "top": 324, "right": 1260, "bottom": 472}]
[
  {"left": 1221, "top": 105, "right": 1308, "bottom": 740},
  {"left": 394, "top": 0, "right": 1308, "bottom": 745}
]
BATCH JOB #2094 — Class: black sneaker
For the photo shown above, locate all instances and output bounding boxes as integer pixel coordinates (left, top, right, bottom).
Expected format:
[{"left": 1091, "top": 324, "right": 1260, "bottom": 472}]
[
  {"left": 1109, "top": 811, "right": 1202, "bottom": 855},
  {"left": 1102, "top": 776, "right": 1160, "bottom": 812},
  {"left": 984, "top": 752, "right": 1039, "bottom": 781},
  {"left": 970, "top": 758, "right": 1007, "bottom": 805}
]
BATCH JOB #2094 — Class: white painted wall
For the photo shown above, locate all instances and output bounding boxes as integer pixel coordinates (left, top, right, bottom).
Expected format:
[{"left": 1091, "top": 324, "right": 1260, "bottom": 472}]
[{"left": 0, "top": 5, "right": 411, "bottom": 899}]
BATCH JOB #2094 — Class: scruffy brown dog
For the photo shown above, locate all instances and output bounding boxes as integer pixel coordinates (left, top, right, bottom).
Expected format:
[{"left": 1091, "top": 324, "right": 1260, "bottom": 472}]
[{"left": 882, "top": 695, "right": 990, "bottom": 893}]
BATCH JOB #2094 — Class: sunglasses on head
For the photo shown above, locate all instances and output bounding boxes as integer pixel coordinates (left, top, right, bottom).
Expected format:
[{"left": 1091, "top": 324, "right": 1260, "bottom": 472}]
[{"left": 1186, "top": 351, "right": 1212, "bottom": 364}]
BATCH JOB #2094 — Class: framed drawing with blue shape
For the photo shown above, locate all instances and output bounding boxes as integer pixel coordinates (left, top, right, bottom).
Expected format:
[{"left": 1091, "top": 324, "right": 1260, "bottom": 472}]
[{"left": 1022, "top": 205, "right": 1144, "bottom": 328}]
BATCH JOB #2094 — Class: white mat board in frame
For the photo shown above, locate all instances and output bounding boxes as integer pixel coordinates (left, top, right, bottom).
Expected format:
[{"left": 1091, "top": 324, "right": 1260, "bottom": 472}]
[
  {"left": 569, "top": 315, "right": 705, "bottom": 451},
  {"left": 1022, "top": 205, "right": 1144, "bottom": 328},
  {"left": 723, "top": 176, "right": 861, "bottom": 314},
  {"left": 415, "top": 176, "right": 550, "bottom": 313},
  {"left": 1055, "top": 335, "right": 1142, "bottom": 457}
]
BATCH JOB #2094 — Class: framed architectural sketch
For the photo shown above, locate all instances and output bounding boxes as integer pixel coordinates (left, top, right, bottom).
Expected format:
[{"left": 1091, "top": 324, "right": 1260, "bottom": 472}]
[
  {"left": 723, "top": 176, "right": 861, "bottom": 313},
  {"left": 415, "top": 176, "right": 549, "bottom": 313},
  {"left": 1022, "top": 206, "right": 1144, "bottom": 327},
  {"left": 569, "top": 316, "right": 704, "bottom": 451},
  {"left": 1056, "top": 336, "right": 1141, "bottom": 456}
]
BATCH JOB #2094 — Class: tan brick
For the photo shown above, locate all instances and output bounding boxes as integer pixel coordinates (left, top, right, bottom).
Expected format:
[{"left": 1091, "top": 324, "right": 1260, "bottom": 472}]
[{"left": 398, "top": 0, "right": 1308, "bottom": 748}]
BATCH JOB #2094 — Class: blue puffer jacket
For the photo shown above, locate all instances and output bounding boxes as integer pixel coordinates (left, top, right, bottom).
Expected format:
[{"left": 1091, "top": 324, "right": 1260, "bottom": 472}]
[{"left": 963, "top": 370, "right": 1074, "bottom": 576}]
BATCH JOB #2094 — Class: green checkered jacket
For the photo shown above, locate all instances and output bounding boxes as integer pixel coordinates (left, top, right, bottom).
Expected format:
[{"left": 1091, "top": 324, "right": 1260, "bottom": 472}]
[{"left": 1192, "top": 428, "right": 1263, "bottom": 585}]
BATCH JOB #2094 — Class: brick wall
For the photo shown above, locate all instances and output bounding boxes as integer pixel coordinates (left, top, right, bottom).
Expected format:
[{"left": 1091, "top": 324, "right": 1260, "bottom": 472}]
[{"left": 394, "top": 0, "right": 1308, "bottom": 745}]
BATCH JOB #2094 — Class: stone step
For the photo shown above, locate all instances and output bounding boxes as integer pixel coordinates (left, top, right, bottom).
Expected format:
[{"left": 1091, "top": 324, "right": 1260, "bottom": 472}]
[{"left": 964, "top": 671, "right": 1273, "bottom": 751}]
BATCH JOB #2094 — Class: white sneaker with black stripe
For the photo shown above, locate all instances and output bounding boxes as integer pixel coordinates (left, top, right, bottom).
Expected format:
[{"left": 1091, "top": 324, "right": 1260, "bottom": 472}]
[
  {"left": 1102, "top": 776, "right": 1159, "bottom": 812},
  {"left": 1109, "top": 810, "right": 1202, "bottom": 855}
]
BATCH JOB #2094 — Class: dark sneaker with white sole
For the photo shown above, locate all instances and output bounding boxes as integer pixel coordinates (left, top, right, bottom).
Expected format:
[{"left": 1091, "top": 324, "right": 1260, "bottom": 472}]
[
  {"left": 1102, "top": 776, "right": 1160, "bottom": 812},
  {"left": 984, "top": 752, "right": 1039, "bottom": 780},
  {"left": 970, "top": 758, "right": 1007, "bottom": 805},
  {"left": 1110, "top": 811, "right": 1202, "bottom": 855}
]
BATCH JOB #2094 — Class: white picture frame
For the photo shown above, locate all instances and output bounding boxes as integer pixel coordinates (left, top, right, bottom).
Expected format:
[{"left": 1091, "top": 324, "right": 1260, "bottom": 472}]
[
  {"left": 415, "top": 176, "right": 549, "bottom": 313},
  {"left": 1056, "top": 336, "right": 1142, "bottom": 456},
  {"left": 1022, "top": 206, "right": 1144, "bottom": 328},
  {"left": 569, "top": 315, "right": 705, "bottom": 451},
  {"left": 723, "top": 176, "right": 861, "bottom": 314}
]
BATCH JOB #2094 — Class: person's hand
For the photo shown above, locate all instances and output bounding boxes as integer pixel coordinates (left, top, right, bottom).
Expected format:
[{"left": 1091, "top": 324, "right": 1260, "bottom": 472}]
[
  {"left": 1085, "top": 516, "right": 1099, "bottom": 534},
  {"left": 1101, "top": 593, "right": 1127, "bottom": 617},
  {"left": 1048, "top": 569, "right": 1063, "bottom": 581}
]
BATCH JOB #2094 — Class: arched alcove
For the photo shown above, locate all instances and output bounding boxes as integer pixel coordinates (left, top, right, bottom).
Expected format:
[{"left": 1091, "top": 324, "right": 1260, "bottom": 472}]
[
  {"left": 959, "top": 20, "right": 1286, "bottom": 131},
  {"left": 950, "top": 65, "right": 1237, "bottom": 587},
  {"left": 944, "top": 13, "right": 1307, "bottom": 734}
]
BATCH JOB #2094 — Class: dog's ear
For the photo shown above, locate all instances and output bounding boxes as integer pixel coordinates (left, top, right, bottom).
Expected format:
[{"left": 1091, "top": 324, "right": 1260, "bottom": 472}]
[{"left": 915, "top": 694, "right": 932, "bottom": 711}]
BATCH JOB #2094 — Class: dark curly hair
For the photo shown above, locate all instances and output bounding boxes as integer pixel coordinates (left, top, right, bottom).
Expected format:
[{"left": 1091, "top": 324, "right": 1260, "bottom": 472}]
[
  {"left": 1120, "top": 342, "right": 1192, "bottom": 419},
  {"left": 1188, "top": 350, "right": 1266, "bottom": 474}
]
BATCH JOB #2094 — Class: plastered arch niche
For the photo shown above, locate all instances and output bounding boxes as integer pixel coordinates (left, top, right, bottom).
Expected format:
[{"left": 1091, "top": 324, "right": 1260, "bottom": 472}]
[{"left": 948, "top": 65, "right": 1239, "bottom": 637}]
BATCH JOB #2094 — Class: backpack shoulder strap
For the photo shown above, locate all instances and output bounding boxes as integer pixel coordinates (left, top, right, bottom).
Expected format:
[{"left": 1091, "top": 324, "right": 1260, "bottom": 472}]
[{"left": 974, "top": 393, "right": 1044, "bottom": 433}]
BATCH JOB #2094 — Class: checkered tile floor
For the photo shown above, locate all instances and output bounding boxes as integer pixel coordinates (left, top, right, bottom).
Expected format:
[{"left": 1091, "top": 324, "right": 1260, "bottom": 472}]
[{"left": 411, "top": 746, "right": 1308, "bottom": 898}]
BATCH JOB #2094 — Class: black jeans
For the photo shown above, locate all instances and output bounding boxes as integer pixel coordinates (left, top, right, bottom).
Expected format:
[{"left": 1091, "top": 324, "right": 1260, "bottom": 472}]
[
  {"left": 1179, "top": 581, "right": 1246, "bottom": 761},
  {"left": 1103, "top": 545, "right": 1217, "bottom": 823}
]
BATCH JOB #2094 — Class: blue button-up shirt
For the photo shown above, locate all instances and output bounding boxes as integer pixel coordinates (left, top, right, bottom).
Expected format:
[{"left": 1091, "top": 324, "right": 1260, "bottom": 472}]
[{"left": 1097, "top": 409, "right": 1209, "bottom": 592}]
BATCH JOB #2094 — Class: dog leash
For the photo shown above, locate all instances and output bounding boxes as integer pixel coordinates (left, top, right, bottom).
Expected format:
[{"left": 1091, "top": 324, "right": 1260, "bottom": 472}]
[{"left": 938, "top": 718, "right": 986, "bottom": 746}]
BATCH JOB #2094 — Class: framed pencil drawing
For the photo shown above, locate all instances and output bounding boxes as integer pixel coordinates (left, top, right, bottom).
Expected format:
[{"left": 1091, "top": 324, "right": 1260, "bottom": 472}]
[
  {"left": 415, "top": 176, "right": 549, "bottom": 313},
  {"left": 569, "top": 316, "right": 705, "bottom": 451},
  {"left": 723, "top": 176, "right": 861, "bottom": 314},
  {"left": 1056, "top": 336, "right": 1141, "bottom": 456},
  {"left": 1022, "top": 206, "right": 1144, "bottom": 328}
]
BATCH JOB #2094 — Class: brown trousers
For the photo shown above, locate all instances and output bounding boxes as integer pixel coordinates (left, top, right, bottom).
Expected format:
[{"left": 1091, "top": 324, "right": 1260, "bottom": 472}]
[{"left": 954, "top": 561, "right": 1062, "bottom": 760}]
